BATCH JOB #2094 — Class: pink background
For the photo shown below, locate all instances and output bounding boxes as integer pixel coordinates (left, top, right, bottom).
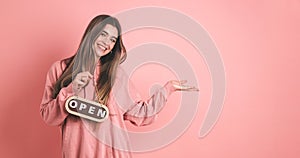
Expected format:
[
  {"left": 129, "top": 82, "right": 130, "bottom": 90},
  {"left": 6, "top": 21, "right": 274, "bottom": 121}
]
[{"left": 0, "top": 0, "right": 299, "bottom": 157}]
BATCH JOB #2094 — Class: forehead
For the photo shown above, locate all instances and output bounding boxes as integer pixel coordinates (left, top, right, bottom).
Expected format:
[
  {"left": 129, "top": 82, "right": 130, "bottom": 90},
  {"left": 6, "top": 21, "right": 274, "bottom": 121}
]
[{"left": 101, "top": 24, "right": 118, "bottom": 37}]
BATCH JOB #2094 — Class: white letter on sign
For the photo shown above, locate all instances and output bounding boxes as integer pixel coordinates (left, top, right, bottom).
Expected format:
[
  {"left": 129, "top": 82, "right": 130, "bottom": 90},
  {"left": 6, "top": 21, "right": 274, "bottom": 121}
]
[
  {"left": 69, "top": 100, "right": 77, "bottom": 108},
  {"left": 79, "top": 103, "right": 87, "bottom": 110},
  {"left": 88, "top": 106, "right": 95, "bottom": 114},
  {"left": 97, "top": 109, "right": 106, "bottom": 117}
]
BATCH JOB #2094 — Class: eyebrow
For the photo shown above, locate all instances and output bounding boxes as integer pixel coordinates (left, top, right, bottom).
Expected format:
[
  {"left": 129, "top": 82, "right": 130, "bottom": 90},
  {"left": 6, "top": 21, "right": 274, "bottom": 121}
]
[{"left": 102, "top": 30, "right": 117, "bottom": 39}]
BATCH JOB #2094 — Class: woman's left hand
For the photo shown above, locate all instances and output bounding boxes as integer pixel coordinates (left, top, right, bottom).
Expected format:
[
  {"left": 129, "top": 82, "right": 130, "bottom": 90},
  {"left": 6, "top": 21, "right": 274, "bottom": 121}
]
[{"left": 164, "top": 80, "right": 199, "bottom": 95}]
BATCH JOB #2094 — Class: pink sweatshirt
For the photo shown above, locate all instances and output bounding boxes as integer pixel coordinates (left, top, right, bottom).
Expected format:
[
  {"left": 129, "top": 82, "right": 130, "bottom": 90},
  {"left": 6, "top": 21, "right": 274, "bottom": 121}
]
[{"left": 40, "top": 60, "right": 170, "bottom": 158}]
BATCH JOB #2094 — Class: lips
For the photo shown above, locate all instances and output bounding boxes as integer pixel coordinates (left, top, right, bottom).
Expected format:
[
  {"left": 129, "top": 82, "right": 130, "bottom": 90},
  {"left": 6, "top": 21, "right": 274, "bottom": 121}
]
[{"left": 97, "top": 43, "right": 108, "bottom": 51}]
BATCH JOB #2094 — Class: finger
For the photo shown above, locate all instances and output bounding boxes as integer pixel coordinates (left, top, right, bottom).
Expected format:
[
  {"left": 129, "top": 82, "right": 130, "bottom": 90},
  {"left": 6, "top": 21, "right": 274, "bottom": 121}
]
[
  {"left": 171, "top": 80, "right": 187, "bottom": 84},
  {"left": 80, "top": 76, "right": 87, "bottom": 81},
  {"left": 77, "top": 72, "right": 93, "bottom": 79},
  {"left": 174, "top": 84, "right": 199, "bottom": 91},
  {"left": 183, "top": 85, "right": 199, "bottom": 91},
  {"left": 74, "top": 79, "right": 86, "bottom": 85},
  {"left": 185, "top": 87, "right": 199, "bottom": 91},
  {"left": 179, "top": 87, "right": 199, "bottom": 92},
  {"left": 82, "top": 71, "right": 93, "bottom": 78},
  {"left": 81, "top": 76, "right": 90, "bottom": 83},
  {"left": 78, "top": 74, "right": 93, "bottom": 83},
  {"left": 173, "top": 84, "right": 191, "bottom": 90},
  {"left": 179, "top": 80, "right": 188, "bottom": 84}
]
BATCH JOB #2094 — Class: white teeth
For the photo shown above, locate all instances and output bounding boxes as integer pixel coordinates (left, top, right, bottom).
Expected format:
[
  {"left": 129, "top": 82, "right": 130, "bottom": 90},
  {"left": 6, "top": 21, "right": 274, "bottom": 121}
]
[{"left": 97, "top": 44, "right": 107, "bottom": 51}]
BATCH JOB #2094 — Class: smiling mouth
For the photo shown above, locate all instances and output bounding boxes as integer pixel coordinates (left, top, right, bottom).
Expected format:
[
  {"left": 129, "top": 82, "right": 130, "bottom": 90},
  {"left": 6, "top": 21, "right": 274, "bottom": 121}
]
[{"left": 97, "top": 43, "right": 108, "bottom": 51}]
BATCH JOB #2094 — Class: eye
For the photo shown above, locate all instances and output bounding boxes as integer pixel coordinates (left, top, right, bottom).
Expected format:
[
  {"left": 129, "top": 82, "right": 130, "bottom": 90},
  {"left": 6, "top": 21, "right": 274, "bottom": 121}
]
[
  {"left": 110, "top": 38, "right": 116, "bottom": 43},
  {"left": 100, "top": 32, "right": 107, "bottom": 37}
]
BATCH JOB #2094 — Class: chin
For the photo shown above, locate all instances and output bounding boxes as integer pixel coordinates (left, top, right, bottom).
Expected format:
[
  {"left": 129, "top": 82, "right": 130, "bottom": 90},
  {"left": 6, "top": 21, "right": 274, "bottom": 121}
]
[
  {"left": 96, "top": 51, "right": 106, "bottom": 57},
  {"left": 102, "top": 50, "right": 113, "bottom": 56},
  {"left": 100, "top": 53, "right": 109, "bottom": 57}
]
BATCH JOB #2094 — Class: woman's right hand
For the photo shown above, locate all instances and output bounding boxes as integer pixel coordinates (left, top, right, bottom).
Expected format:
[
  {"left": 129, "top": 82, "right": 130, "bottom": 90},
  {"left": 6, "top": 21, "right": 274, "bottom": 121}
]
[{"left": 72, "top": 71, "right": 93, "bottom": 94}]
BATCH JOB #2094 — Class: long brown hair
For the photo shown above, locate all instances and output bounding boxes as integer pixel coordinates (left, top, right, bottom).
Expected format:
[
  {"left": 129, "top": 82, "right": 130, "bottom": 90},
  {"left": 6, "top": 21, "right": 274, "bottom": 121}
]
[{"left": 52, "top": 15, "right": 126, "bottom": 104}]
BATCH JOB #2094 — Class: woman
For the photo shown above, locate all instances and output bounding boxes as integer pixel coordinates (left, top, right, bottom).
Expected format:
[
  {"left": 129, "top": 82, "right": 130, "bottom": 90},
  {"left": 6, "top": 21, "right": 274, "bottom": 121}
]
[{"left": 40, "top": 14, "right": 198, "bottom": 158}]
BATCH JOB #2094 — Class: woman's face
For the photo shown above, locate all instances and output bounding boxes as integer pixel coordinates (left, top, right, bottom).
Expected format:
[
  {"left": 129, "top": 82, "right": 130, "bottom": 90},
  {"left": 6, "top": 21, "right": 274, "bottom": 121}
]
[{"left": 93, "top": 24, "right": 118, "bottom": 58}]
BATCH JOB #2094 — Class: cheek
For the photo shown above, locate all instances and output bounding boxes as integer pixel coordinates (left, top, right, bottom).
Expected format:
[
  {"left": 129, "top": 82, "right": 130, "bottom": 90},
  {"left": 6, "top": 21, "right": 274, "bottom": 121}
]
[{"left": 109, "top": 43, "right": 116, "bottom": 50}]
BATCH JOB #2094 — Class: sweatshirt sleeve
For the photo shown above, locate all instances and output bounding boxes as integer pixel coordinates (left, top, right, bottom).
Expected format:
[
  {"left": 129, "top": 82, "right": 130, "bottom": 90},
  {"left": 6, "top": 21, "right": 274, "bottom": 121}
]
[
  {"left": 117, "top": 67, "right": 173, "bottom": 127},
  {"left": 40, "top": 61, "right": 74, "bottom": 126},
  {"left": 123, "top": 85, "right": 171, "bottom": 127}
]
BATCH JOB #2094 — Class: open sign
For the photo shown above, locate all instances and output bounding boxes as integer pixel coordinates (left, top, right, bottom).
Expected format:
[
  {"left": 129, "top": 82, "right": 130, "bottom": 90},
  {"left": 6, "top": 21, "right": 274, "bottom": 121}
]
[{"left": 65, "top": 96, "right": 109, "bottom": 122}]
